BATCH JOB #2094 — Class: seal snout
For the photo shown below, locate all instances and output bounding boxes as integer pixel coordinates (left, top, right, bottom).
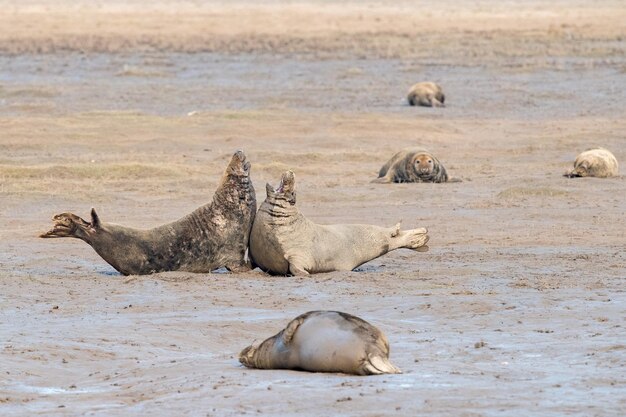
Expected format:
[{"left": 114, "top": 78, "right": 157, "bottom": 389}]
[
  {"left": 227, "top": 150, "right": 251, "bottom": 176},
  {"left": 276, "top": 170, "right": 295, "bottom": 193},
  {"left": 238, "top": 344, "right": 257, "bottom": 367},
  {"left": 40, "top": 213, "right": 80, "bottom": 238}
]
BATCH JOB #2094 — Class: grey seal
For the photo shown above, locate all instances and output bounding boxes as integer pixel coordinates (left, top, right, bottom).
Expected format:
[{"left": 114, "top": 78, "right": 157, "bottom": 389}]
[
  {"left": 40, "top": 150, "right": 256, "bottom": 275},
  {"left": 564, "top": 147, "right": 618, "bottom": 178},
  {"left": 239, "top": 311, "right": 402, "bottom": 375},
  {"left": 407, "top": 82, "right": 445, "bottom": 107},
  {"left": 249, "top": 171, "right": 429, "bottom": 275},
  {"left": 374, "top": 148, "right": 457, "bottom": 183}
]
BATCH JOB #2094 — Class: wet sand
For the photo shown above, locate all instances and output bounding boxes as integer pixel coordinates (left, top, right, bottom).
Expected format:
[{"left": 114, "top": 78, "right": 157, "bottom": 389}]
[{"left": 1, "top": 1, "right": 625, "bottom": 416}]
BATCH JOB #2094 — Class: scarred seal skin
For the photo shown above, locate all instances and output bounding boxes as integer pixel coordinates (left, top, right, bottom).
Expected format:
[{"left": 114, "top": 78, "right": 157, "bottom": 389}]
[
  {"left": 407, "top": 82, "right": 445, "bottom": 107},
  {"left": 564, "top": 147, "right": 618, "bottom": 178},
  {"left": 374, "top": 148, "right": 457, "bottom": 183},
  {"left": 40, "top": 150, "right": 256, "bottom": 275},
  {"left": 248, "top": 170, "right": 429, "bottom": 276},
  {"left": 239, "top": 310, "right": 402, "bottom": 375}
]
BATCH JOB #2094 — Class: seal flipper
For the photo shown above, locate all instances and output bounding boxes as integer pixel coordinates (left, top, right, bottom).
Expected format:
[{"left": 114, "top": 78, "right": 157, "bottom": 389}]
[
  {"left": 281, "top": 314, "right": 307, "bottom": 345},
  {"left": 371, "top": 176, "right": 392, "bottom": 184},
  {"left": 90, "top": 208, "right": 101, "bottom": 229},
  {"left": 431, "top": 97, "right": 445, "bottom": 108},
  {"left": 361, "top": 353, "right": 402, "bottom": 375},
  {"left": 285, "top": 254, "right": 309, "bottom": 276}
]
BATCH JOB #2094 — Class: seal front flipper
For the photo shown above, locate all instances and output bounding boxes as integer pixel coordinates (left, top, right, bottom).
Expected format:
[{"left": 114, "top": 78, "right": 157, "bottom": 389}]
[
  {"left": 371, "top": 176, "right": 392, "bottom": 184},
  {"left": 361, "top": 353, "right": 402, "bottom": 375},
  {"left": 281, "top": 313, "right": 308, "bottom": 345},
  {"left": 225, "top": 263, "right": 251, "bottom": 273},
  {"left": 285, "top": 254, "right": 309, "bottom": 276}
]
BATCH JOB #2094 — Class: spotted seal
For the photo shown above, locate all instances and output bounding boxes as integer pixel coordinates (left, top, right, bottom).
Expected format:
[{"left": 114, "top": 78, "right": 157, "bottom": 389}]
[
  {"left": 40, "top": 150, "right": 256, "bottom": 275},
  {"left": 239, "top": 310, "right": 402, "bottom": 375}
]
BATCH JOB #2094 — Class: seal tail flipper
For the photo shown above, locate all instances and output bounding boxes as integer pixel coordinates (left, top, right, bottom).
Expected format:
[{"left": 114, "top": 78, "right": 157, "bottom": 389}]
[
  {"left": 397, "top": 227, "right": 429, "bottom": 251},
  {"left": 362, "top": 354, "right": 402, "bottom": 375}
]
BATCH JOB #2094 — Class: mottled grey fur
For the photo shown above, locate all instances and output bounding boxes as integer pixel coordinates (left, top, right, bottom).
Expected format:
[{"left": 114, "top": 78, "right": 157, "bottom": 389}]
[
  {"left": 374, "top": 148, "right": 453, "bottom": 183},
  {"left": 239, "top": 310, "right": 402, "bottom": 375},
  {"left": 407, "top": 82, "right": 445, "bottom": 107},
  {"left": 40, "top": 150, "right": 256, "bottom": 275},
  {"left": 249, "top": 171, "right": 429, "bottom": 275},
  {"left": 564, "top": 147, "right": 618, "bottom": 178}
]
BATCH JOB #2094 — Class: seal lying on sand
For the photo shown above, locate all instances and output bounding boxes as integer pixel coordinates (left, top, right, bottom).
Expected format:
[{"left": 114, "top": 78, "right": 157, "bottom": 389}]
[
  {"left": 239, "top": 311, "right": 401, "bottom": 375},
  {"left": 40, "top": 150, "right": 256, "bottom": 275},
  {"left": 249, "top": 171, "right": 429, "bottom": 275},
  {"left": 564, "top": 147, "right": 618, "bottom": 178},
  {"left": 407, "top": 82, "right": 445, "bottom": 107},
  {"left": 374, "top": 148, "right": 457, "bottom": 183}
]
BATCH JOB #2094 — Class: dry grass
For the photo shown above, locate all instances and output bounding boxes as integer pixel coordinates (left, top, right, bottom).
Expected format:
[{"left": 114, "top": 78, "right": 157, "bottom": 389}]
[
  {"left": 0, "top": 164, "right": 180, "bottom": 180},
  {"left": 0, "top": 2, "right": 623, "bottom": 64},
  {"left": 497, "top": 186, "right": 569, "bottom": 199}
]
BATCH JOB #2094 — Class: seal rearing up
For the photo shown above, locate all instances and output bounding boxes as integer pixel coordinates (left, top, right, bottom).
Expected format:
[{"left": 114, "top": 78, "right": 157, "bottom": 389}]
[
  {"left": 248, "top": 171, "right": 429, "bottom": 276},
  {"left": 239, "top": 310, "right": 402, "bottom": 375},
  {"left": 40, "top": 150, "right": 256, "bottom": 275}
]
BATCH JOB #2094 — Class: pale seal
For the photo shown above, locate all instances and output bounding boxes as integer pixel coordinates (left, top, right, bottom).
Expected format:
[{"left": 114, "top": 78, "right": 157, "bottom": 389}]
[
  {"left": 374, "top": 148, "right": 456, "bottom": 183},
  {"left": 407, "top": 82, "right": 445, "bottom": 107},
  {"left": 249, "top": 171, "right": 429, "bottom": 275},
  {"left": 239, "top": 310, "right": 402, "bottom": 375},
  {"left": 564, "top": 147, "right": 618, "bottom": 178},
  {"left": 40, "top": 150, "right": 256, "bottom": 275}
]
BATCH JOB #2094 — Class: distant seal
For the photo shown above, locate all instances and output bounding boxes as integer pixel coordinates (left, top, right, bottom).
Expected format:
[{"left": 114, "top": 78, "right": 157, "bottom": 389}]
[
  {"left": 40, "top": 150, "right": 257, "bottom": 275},
  {"left": 249, "top": 171, "right": 429, "bottom": 275},
  {"left": 564, "top": 147, "right": 618, "bottom": 178},
  {"left": 374, "top": 148, "right": 457, "bottom": 183},
  {"left": 239, "top": 310, "right": 402, "bottom": 375},
  {"left": 407, "top": 82, "right": 445, "bottom": 107}
]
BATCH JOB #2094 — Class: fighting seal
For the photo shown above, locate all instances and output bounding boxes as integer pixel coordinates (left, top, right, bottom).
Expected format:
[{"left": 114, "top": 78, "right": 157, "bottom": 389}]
[
  {"left": 374, "top": 148, "right": 457, "bottom": 183},
  {"left": 407, "top": 82, "right": 445, "bottom": 107},
  {"left": 239, "top": 310, "right": 402, "bottom": 375},
  {"left": 248, "top": 170, "right": 429, "bottom": 275},
  {"left": 564, "top": 147, "right": 618, "bottom": 178},
  {"left": 40, "top": 150, "right": 257, "bottom": 275}
]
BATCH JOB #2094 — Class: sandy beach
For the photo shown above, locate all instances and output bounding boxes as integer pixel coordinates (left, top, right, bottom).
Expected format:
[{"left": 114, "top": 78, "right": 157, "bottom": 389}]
[{"left": 1, "top": 1, "right": 625, "bottom": 416}]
